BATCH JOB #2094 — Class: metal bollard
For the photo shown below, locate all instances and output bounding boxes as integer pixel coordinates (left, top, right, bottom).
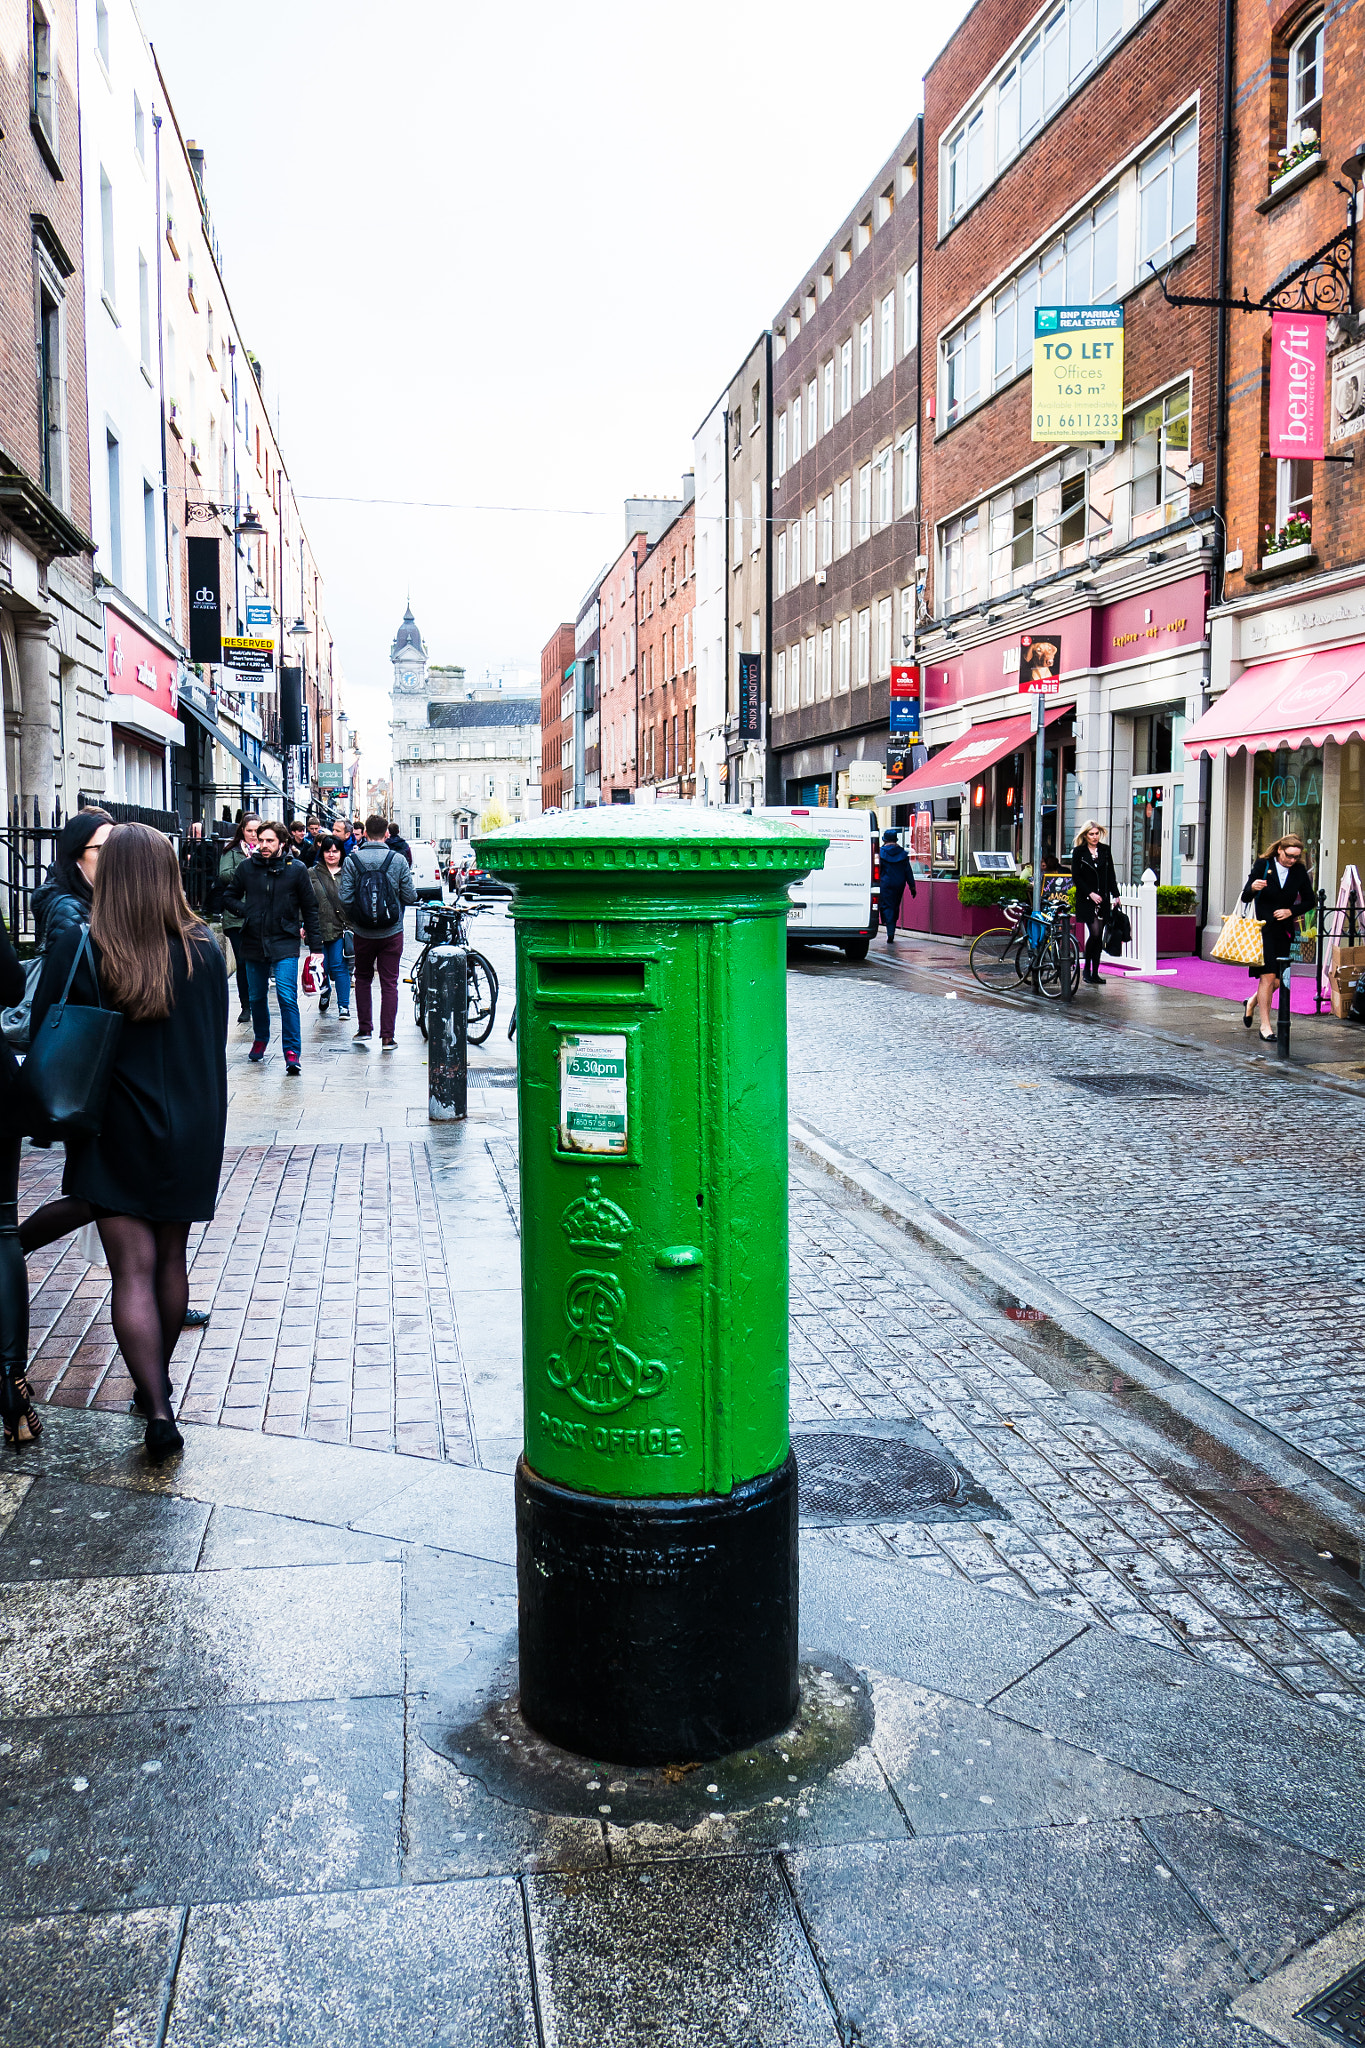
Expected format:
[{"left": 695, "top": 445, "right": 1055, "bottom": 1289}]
[
  {"left": 1056, "top": 901, "right": 1073, "bottom": 1004},
  {"left": 1277, "top": 956, "right": 1292, "bottom": 1061},
  {"left": 428, "top": 944, "right": 468, "bottom": 1121}
]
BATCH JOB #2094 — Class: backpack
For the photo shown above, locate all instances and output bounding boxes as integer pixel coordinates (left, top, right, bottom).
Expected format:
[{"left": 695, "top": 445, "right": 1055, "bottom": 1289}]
[{"left": 347, "top": 850, "right": 402, "bottom": 930}]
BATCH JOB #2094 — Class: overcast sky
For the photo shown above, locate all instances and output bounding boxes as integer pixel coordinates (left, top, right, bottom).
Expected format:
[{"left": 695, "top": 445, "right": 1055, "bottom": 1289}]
[{"left": 135, "top": 0, "right": 970, "bottom": 784}]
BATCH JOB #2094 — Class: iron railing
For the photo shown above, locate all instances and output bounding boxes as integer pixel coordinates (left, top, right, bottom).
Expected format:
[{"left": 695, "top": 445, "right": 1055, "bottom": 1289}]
[{"left": 0, "top": 799, "right": 63, "bottom": 947}]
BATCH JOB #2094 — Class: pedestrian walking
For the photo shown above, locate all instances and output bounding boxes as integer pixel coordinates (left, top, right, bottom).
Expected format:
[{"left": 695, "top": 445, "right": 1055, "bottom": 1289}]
[
  {"left": 29, "top": 824, "right": 228, "bottom": 1461},
  {"left": 32, "top": 808, "right": 114, "bottom": 950},
  {"left": 339, "top": 814, "right": 417, "bottom": 1050},
  {"left": 1240, "top": 833, "right": 1315, "bottom": 1040},
  {"left": 218, "top": 815, "right": 259, "bottom": 1023},
  {"left": 0, "top": 904, "right": 42, "bottom": 1447},
  {"left": 288, "top": 817, "right": 318, "bottom": 868},
  {"left": 385, "top": 821, "right": 413, "bottom": 864},
  {"left": 877, "top": 830, "right": 916, "bottom": 945},
  {"left": 221, "top": 819, "right": 322, "bottom": 1075},
  {"left": 309, "top": 834, "right": 352, "bottom": 1018},
  {"left": 1071, "top": 821, "right": 1122, "bottom": 985}
]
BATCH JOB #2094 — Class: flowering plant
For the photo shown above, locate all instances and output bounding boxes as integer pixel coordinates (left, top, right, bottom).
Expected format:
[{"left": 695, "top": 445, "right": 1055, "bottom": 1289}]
[
  {"left": 1273, "top": 131, "right": 1319, "bottom": 184},
  {"left": 1263, "top": 514, "right": 1313, "bottom": 555}
]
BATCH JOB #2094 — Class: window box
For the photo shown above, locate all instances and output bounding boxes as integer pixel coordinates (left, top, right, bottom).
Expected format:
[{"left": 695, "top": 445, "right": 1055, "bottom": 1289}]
[
  {"left": 1259, "top": 540, "right": 1314, "bottom": 572},
  {"left": 1258, "top": 150, "right": 1322, "bottom": 211}
]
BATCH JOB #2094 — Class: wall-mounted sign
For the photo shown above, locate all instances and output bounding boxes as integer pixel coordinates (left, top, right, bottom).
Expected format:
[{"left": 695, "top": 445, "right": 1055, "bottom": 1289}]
[
  {"left": 1269, "top": 312, "right": 1327, "bottom": 460},
  {"left": 1330, "top": 338, "right": 1365, "bottom": 444},
  {"left": 316, "top": 763, "right": 347, "bottom": 789},
  {"left": 1018, "top": 632, "right": 1062, "bottom": 692},
  {"left": 244, "top": 598, "right": 275, "bottom": 636},
  {"left": 739, "top": 652, "right": 763, "bottom": 738},
  {"left": 1032, "top": 306, "right": 1123, "bottom": 442},
  {"left": 186, "top": 537, "right": 222, "bottom": 663},
  {"left": 889, "top": 661, "right": 921, "bottom": 740},
  {"left": 847, "top": 760, "right": 885, "bottom": 796}
]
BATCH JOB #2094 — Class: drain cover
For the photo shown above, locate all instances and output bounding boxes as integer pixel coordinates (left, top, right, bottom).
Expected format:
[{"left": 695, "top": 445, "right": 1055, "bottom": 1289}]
[
  {"left": 1056, "top": 1072, "right": 1211, "bottom": 1097},
  {"left": 1298, "top": 1961, "right": 1365, "bottom": 2043},
  {"left": 794, "top": 1431, "right": 964, "bottom": 1524},
  {"left": 469, "top": 1072, "right": 518, "bottom": 1088}
]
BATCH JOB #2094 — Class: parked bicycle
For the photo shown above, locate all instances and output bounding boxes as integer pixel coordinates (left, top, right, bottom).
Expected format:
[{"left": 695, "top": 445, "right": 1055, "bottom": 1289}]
[
  {"left": 968, "top": 880, "right": 1080, "bottom": 999},
  {"left": 408, "top": 899, "right": 499, "bottom": 1045}
]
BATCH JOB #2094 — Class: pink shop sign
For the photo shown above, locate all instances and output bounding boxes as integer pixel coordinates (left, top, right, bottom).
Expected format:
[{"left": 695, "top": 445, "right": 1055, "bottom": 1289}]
[{"left": 1269, "top": 311, "right": 1326, "bottom": 461}]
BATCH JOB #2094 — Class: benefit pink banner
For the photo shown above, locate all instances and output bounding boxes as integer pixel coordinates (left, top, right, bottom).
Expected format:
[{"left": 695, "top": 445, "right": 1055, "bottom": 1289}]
[{"left": 1269, "top": 312, "right": 1327, "bottom": 460}]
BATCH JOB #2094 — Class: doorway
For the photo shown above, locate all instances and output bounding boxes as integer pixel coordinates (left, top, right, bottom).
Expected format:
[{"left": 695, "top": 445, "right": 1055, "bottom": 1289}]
[{"left": 1127, "top": 706, "right": 1187, "bottom": 884}]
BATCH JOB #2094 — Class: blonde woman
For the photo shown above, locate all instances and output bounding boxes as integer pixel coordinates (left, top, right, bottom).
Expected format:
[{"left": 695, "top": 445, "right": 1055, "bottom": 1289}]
[
  {"left": 1240, "top": 833, "right": 1315, "bottom": 1040},
  {"left": 1071, "top": 821, "right": 1120, "bottom": 985}
]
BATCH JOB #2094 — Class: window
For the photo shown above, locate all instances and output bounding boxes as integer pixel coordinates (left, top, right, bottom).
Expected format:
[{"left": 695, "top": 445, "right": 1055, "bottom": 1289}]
[
  {"left": 819, "top": 495, "right": 833, "bottom": 567},
  {"left": 838, "top": 478, "right": 852, "bottom": 555},
  {"left": 877, "top": 448, "right": 893, "bottom": 529},
  {"left": 857, "top": 463, "right": 872, "bottom": 543},
  {"left": 413, "top": 815, "right": 422, "bottom": 837},
  {"left": 133, "top": 92, "right": 144, "bottom": 162},
  {"left": 1285, "top": 16, "right": 1323, "bottom": 152},
  {"left": 986, "top": 452, "right": 1091, "bottom": 594},
  {"left": 777, "top": 411, "right": 787, "bottom": 476},
  {"left": 434, "top": 774, "right": 446, "bottom": 801},
  {"left": 820, "top": 626, "right": 833, "bottom": 698},
  {"left": 95, "top": 0, "right": 109, "bottom": 65},
  {"left": 838, "top": 617, "right": 852, "bottom": 693},
  {"left": 808, "top": 375, "right": 819, "bottom": 440},
  {"left": 903, "top": 265, "right": 918, "bottom": 355},
  {"left": 900, "top": 428, "right": 918, "bottom": 514},
  {"left": 775, "top": 649, "right": 785, "bottom": 714},
  {"left": 106, "top": 432, "right": 122, "bottom": 587},
  {"left": 1139, "top": 116, "right": 1197, "bottom": 273},
  {"left": 100, "top": 170, "right": 116, "bottom": 307},
  {"left": 136, "top": 255, "right": 152, "bottom": 373},
  {"left": 1275, "top": 456, "right": 1313, "bottom": 536},
  {"left": 877, "top": 597, "right": 892, "bottom": 678},
  {"left": 751, "top": 478, "right": 761, "bottom": 553},
  {"left": 790, "top": 518, "right": 800, "bottom": 583},
  {"left": 804, "top": 636, "right": 816, "bottom": 705},
  {"left": 839, "top": 338, "right": 853, "bottom": 415},
  {"left": 820, "top": 266, "right": 833, "bottom": 302},
  {"left": 991, "top": 191, "right": 1118, "bottom": 393},
  {"left": 947, "top": 109, "right": 984, "bottom": 222},
  {"left": 856, "top": 610, "right": 870, "bottom": 688},
  {"left": 31, "top": 3, "right": 57, "bottom": 156},
  {"left": 143, "top": 480, "right": 157, "bottom": 616},
  {"left": 751, "top": 381, "right": 761, "bottom": 431},
  {"left": 792, "top": 393, "right": 802, "bottom": 460},
  {"left": 857, "top": 214, "right": 872, "bottom": 252},
  {"left": 805, "top": 506, "right": 816, "bottom": 576},
  {"left": 859, "top": 316, "right": 873, "bottom": 397},
  {"left": 777, "top": 530, "right": 786, "bottom": 595},
  {"left": 36, "top": 274, "right": 66, "bottom": 505},
  {"left": 941, "top": 507, "right": 981, "bottom": 612},
  {"left": 900, "top": 586, "right": 914, "bottom": 659},
  {"left": 1129, "top": 384, "right": 1191, "bottom": 529},
  {"left": 880, "top": 293, "right": 895, "bottom": 378},
  {"left": 733, "top": 498, "right": 743, "bottom": 565},
  {"left": 944, "top": 312, "right": 982, "bottom": 426}
]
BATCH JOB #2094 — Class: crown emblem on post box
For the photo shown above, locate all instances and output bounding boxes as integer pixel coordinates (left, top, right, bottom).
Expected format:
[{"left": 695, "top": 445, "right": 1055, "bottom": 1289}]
[{"left": 561, "top": 1177, "right": 635, "bottom": 1254}]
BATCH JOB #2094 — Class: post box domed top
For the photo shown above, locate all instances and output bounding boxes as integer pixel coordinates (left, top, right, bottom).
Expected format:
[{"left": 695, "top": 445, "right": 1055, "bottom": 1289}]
[{"left": 476, "top": 806, "right": 830, "bottom": 883}]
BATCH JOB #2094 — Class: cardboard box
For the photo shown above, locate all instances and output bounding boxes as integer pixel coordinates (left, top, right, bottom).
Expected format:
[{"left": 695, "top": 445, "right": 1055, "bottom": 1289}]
[
  {"left": 1330, "top": 966, "right": 1361, "bottom": 1019},
  {"left": 1333, "top": 944, "right": 1365, "bottom": 968}
]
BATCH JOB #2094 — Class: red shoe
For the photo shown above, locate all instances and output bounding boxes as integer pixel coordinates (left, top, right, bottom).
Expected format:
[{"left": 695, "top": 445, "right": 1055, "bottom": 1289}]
[
  {"left": 285, "top": 1057, "right": 301, "bottom": 1077},
  {"left": 248, "top": 1040, "right": 267, "bottom": 1063}
]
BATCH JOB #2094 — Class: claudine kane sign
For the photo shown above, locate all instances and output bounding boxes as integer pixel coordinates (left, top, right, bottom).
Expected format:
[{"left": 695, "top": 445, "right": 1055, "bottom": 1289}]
[{"left": 1032, "top": 307, "right": 1124, "bottom": 441}]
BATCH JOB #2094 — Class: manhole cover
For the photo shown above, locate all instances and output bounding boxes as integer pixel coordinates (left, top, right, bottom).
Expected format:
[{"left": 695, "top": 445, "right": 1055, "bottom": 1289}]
[
  {"left": 1056, "top": 1073, "right": 1211, "bottom": 1097},
  {"left": 1297, "top": 1960, "right": 1365, "bottom": 2043},
  {"left": 794, "top": 1431, "right": 963, "bottom": 1524},
  {"left": 469, "top": 1072, "right": 518, "bottom": 1088}
]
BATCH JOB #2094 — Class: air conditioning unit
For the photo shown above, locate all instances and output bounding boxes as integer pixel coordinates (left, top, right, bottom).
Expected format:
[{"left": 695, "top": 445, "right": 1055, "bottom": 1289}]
[{"left": 914, "top": 554, "right": 928, "bottom": 571}]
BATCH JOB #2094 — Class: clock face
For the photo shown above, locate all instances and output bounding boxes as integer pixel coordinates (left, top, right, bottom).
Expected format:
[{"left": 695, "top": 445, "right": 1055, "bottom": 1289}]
[{"left": 402, "top": 671, "right": 416, "bottom": 687}]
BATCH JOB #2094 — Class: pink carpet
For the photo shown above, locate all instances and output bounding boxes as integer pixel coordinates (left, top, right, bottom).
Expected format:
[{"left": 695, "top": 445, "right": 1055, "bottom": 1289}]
[{"left": 1123, "top": 952, "right": 1326, "bottom": 1014}]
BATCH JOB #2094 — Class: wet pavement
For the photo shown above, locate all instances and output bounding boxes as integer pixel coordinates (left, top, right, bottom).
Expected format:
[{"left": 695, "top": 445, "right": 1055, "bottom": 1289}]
[{"left": 6, "top": 906, "right": 1365, "bottom": 2040}]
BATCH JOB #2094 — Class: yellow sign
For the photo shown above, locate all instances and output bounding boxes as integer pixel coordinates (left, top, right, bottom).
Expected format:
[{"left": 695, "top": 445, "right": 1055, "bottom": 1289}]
[
  {"left": 221, "top": 635, "right": 276, "bottom": 654},
  {"left": 1032, "top": 307, "right": 1124, "bottom": 441}
]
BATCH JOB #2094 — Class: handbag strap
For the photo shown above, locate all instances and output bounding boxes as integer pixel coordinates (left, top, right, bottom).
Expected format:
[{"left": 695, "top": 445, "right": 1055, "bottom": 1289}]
[{"left": 47, "top": 925, "right": 104, "bottom": 1028}]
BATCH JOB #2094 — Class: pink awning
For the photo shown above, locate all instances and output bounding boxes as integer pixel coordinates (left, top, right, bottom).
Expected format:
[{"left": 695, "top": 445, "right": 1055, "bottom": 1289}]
[
  {"left": 887, "top": 704, "right": 1069, "bottom": 802},
  {"left": 1184, "top": 643, "right": 1365, "bottom": 757}
]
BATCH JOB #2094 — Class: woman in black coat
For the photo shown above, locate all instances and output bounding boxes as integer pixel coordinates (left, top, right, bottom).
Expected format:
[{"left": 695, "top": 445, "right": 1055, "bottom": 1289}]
[
  {"left": 1241, "top": 832, "right": 1316, "bottom": 1040},
  {"left": 30, "top": 824, "right": 228, "bottom": 1460},
  {"left": 0, "top": 907, "right": 42, "bottom": 1446},
  {"left": 31, "top": 807, "right": 113, "bottom": 951},
  {"left": 1071, "top": 821, "right": 1121, "bottom": 985}
]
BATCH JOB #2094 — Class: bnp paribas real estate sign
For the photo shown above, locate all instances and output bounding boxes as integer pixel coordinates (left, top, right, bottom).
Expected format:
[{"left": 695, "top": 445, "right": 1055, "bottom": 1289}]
[{"left": 1032, "top": 307, "right": 1123, "bottom": 441}]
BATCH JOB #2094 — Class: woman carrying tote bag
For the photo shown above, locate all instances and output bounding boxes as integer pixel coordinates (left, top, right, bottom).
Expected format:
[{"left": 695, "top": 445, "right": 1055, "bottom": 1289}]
[
  {"left": 30, "top": 824, "right": 228, "bottom": 1460},
  {"left": 1239, "top": 832, "right": 1316, "bottom": 1041}
]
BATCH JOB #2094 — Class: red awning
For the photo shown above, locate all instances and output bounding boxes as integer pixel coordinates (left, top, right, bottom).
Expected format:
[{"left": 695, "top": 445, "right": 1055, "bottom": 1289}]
[
  {"left": 887, "top": 704, "right": 1069, "bottom": 803},
  {"left": 1184, "top": 643, "right": 1365, "bottom": 758}
]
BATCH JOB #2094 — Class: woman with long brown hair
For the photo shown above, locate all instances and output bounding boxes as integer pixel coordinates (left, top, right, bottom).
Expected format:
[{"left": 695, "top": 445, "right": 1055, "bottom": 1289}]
[{"left": 30, "top": 824, "right": 228, "bottom": 1459}]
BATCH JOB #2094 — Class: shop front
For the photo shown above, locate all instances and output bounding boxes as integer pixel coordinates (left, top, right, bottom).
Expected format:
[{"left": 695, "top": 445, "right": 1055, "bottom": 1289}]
[{"left": 102, "top": 596, "right": 184, "bottom": 814}]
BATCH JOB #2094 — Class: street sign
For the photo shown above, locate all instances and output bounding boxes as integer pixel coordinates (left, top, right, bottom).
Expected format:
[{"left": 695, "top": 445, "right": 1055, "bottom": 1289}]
[
  {"left": 1032, "top": 306, "right": 1123, "bottom": 442},
  {"left": 889, "top": 662, "right": 921, "bottom": 741},
  {"left": 1018, "top": 632, "right": 1062, "bottom": 693},
  {"left": 244, "top": 599, "right": 274, "bottom": 634},
  {"left": 317, "top": 763, "right": 347, "bottom": 789}
]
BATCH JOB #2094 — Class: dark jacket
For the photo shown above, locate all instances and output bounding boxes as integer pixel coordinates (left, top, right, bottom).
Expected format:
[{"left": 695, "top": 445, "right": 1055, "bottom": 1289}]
[
  {"left": 309, "top": 862, "right": 349, "bottom": 945},
  {"left": 878, "top": 841, "right": 916, "bottom": 901},
  {"left": 0, "top": 907, "right": 33, "bottom": 1139},
  {"left": 1072, "top": 840, "right": 1120, "bottom": 916},
  {"left": 386, "top": 830, "right": 413, "bottom": 863},
  {"left": 30, "top": 923, "right": 228, "bottom": 1220},
  {"left": 1241, "top": 856, "right": 1315, "bottom": 931},
  {"left": 32, "top": 877, "right": 91, "bottom": 951},
  {"left": 218, "top": 844, "right": 252, "bottom": 933},
  {"left": 221, "top": 850, "right": 323, "bottom": 962},
  {"left": 337, "top": 841, "right": 417, "bottom": 941},
  {"left": 288, "top": 834, "right": 318, "bottom": 868}
]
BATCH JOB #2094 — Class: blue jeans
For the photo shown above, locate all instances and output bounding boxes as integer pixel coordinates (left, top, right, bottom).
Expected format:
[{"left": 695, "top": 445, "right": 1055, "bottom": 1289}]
[
  {"left": 244, "top": 955, "right": 301, "bottom": 1059},
  {"left": 320, "top": 936, "right": 351, "bottom": 1010}
]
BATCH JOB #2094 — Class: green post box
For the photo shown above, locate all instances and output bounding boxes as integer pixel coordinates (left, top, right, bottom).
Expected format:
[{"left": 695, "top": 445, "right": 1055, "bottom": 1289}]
[{"left": 477, "top": 807, "right": 827, "bottom": 1764}]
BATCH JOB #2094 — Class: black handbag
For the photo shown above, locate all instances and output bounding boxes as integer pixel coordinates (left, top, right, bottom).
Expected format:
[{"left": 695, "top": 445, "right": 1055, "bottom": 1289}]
[
  {"left": 22, "top": 927, "right": 123, "bottom": 1135},
  {"left": 1103, "top": 907, "right": 1132, "bottom": 955}
]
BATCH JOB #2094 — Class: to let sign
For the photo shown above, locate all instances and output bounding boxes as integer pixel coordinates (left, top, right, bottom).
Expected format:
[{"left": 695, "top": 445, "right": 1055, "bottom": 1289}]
[
  {"left": 1032, "top": 307, "right": 1123, "bottom": 441},
  {"left": 1269, "top": 311, "right": 1327, "bottom": 460}
]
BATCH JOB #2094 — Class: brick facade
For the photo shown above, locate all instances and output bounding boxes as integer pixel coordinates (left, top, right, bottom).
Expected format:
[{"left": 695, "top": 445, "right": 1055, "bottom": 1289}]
[
  {"left": 539, "top": 621, "right": 574, "bottom": 813},
  {"left": 636, "top": 499, "right": 696, "bottom": 797},
  {"left": 597, "top": 533, "right": 649, "bottom": 801}
]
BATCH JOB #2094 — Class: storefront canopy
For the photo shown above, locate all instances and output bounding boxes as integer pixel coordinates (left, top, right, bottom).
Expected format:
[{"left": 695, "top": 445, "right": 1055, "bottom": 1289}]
[
  {"left": 886, "top": 704, "right": 1070, "bottom": 804},
  {"left": 180, "top": 693, "right": 285, "bottom": 796},
  {"left": 1184, "top": 643, "right": 1365, "bottom": 759}
]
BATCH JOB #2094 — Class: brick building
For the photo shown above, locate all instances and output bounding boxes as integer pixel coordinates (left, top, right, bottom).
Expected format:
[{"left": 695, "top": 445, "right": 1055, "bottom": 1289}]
[
  {"left": 539, "top": 620, "right": 574, "bottom": 812},
  {"left": 1188, "top": 0, "right": 1365, "bottom": 940},
  {"left": 897, "top": 0, "right": 1225, "bottom": 931},
  {"left": 0, "top": 0, "right": 105, "bottom": 828},
  {"left": 770, "top": 124, "right": 922, "bottom": 808},
  {"left": 636, "top": 493, "right": 697, "bottom": 798},
  {"left": 596, "top": 531, "right": 649, "bottom": 801}
]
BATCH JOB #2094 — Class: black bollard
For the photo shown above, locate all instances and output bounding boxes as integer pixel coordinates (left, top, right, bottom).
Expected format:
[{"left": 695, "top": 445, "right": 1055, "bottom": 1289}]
[
  {"left": 428, "top": 944, "right": 468, "bottom": 1121},
  {"left": 1057, "top": 900, "right": 1073, "bottom": 1004},
  {"left": 1277, "top": 957, "right": 1292, "bottom": 1061}
]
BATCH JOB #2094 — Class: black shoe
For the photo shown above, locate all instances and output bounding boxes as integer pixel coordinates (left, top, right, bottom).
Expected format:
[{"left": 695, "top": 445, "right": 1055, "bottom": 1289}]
[
  {"left": 144, "top": 1417, "right": 184, "bottom": 1462},
  {"left": 318, "top": 987, "right": 331, "bottom": 1014},
  {"left": 130, "top": 1378, "right": 175, "bottom": 1418},
  {"left": 1, "top": 1371, "right": 42, "bottom": 1448},
  {"left": 1243, "top": 998, "right": 1256, "bottom": 1029},
  {"left": 183, "top": 1308, "right": 210, "bottom": 1328},
  {"left": 285, "top": 1058, "right": 302, "bottom": 1078},
  {"left": 237, "top": 1007, "right": 252, "bottom": 1024}
]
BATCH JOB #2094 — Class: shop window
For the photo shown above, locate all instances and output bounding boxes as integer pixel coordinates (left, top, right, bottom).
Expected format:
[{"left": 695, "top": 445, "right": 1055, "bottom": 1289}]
[
  {"left": 1132, "top": 708, "right": 1183, "bottom": 775},
  {"left": 1337, "top": 740, "right": 1365, "bottom": 886},
  {"left": 1253, "top": 743, "right": 1321, "bottom": 884}
]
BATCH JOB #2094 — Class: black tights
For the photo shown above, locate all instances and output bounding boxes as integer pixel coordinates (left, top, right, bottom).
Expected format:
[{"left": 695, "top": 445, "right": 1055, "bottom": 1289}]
[
  {"left": 19, "top": 1193, "right": 95, "bottom": 1255},
  {"left": 0, "top": 1132, "right": 26, "bottom": 1388},
  {"left": 1082, "top": 909, "right": 1106, "bottom": 976},
  {"left": 97, "top": 1216, "right": 190, "bottom": 1424}
]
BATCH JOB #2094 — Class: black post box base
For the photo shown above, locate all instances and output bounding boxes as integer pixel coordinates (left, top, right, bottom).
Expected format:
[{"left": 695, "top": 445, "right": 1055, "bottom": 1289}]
[{"left": 515, "top": 1452, "right": 798, "bottom": 1766}]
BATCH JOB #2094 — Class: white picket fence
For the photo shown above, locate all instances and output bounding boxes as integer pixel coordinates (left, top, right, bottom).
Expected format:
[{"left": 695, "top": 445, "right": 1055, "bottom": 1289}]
[{"left": 1099, "top": 870, "right": 1175, "bottom": 979}]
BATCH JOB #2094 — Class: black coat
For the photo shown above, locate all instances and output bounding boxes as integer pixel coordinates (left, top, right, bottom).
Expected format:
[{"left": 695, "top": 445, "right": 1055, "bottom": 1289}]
[
  {"left": 1072, "top": 840, "right": 1120, "bottom": 917},
  {"left": 0, "top": 908, "right": 32, "bottom": 1140},
  {"left": 32, "top": 878, "right": 91, "bottom": 950},
  {"left": 878, "top": 841, "right": 916, "bottom": 902},
  {"left": 221, "top": 851, "right": 323, "bottom": 962},
  {"left": 30, "top": 924, "right": 229, "bottom": 1221},
  {"left": 386, "top": 831, "right": 413, "bottom": 863},
  {"left": 1242, "top": 856, "right": 1315, "bottom": 965}
]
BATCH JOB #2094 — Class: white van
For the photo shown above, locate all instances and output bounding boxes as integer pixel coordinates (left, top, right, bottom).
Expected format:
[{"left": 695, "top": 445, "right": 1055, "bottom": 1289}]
[
  {"left": 407, "top": 841, "right": 443, "bottom": 902},
  {"left": 758, "top": 807, "right": 877, "bottom": 961}
]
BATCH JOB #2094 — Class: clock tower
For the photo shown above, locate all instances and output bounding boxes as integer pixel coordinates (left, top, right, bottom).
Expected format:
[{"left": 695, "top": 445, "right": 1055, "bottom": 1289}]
[{"left": 389, "top": 604, "right": 430, "bottom": 841}]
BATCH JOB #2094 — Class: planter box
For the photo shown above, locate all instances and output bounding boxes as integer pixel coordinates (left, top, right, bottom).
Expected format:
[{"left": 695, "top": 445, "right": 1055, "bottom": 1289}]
[
  {"left": 1156, "top": 914, "right": 1197, "bottom": 957},
  {"left": 1260, "top": 542, "right": 1314, "bottom": 572}
]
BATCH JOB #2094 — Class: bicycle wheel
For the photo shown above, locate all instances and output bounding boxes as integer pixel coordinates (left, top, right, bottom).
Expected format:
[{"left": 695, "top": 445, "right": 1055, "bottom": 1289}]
[
  {"left": 413, "top": 948, "right": 429, "bottom": 1039},
  {"left": 466, "top": 951, "right": 499, "bottom": 1045},
  {"left": 969, "top": 925, "right": 1028, "bottom": 990},
  {"left": 1037, "top": 923, "right": 1081, "bottom": 999}
]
